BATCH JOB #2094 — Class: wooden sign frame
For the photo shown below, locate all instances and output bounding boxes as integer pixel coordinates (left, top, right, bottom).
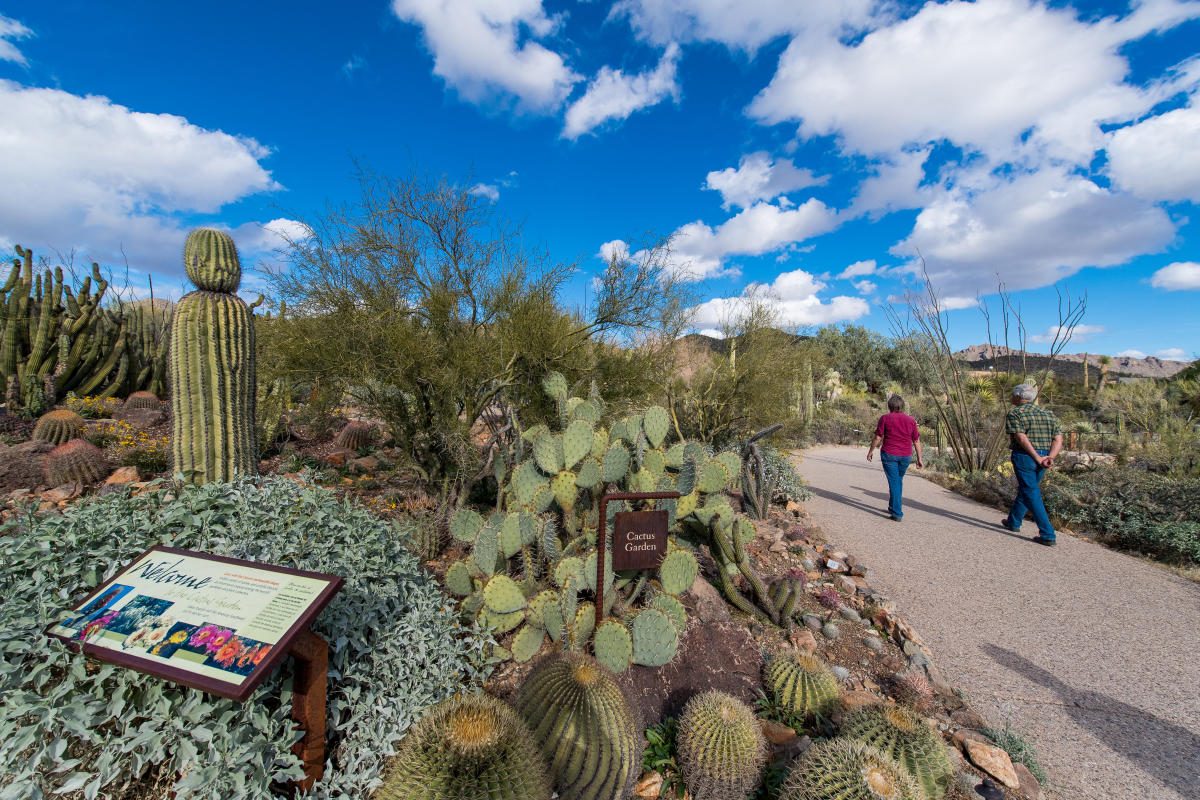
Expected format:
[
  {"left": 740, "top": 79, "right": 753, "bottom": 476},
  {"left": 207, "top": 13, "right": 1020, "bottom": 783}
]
[{"left": 595, "top": 491, "right": 680, "bottom": 626}]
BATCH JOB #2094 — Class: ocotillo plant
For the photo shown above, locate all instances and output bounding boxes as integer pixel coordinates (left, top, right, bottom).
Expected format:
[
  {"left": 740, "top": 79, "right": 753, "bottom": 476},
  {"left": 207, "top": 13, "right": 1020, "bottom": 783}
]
[{"left": 169, "top": 228, "right": 258, "bottom": 483}]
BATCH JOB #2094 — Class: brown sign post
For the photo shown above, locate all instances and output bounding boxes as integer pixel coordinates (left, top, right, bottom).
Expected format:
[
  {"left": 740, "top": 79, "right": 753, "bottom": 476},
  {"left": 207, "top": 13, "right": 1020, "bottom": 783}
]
[{"left": 595, "top": 491, "right": 680, "bottom": 627}]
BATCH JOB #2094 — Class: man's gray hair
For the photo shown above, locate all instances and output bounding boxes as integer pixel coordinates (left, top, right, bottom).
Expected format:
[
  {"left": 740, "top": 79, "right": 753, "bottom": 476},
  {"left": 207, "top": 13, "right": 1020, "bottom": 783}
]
[{"left": 1012, "top": 383, "right": 1038, "bottom": 402}]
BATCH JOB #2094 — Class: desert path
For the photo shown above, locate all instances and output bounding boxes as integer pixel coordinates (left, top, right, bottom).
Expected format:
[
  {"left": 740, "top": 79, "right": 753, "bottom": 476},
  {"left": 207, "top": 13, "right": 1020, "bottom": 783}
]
[{"left": 793, "top": 446, "right": 1200, "bottom": 800}]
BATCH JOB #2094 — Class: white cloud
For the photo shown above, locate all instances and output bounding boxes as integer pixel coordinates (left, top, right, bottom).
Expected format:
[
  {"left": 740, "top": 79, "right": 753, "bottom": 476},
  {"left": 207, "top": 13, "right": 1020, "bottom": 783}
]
[
  {"left": 1155, "top": 347, "right": 1189, "bottom": 360},
  {"left": 342, "top": 55, "right": 367, "bottom": 78},
  {"left": 391, "top": 0, "right": 579, "bottom": 112},
  {"left": 598, "top": 239, "right": 629, "bottom": 263},
  {"left": 696, "top": 328, "right": 724, "bottom": 339},
  {"left": 853, "top": 280, "right": 877, "bottom": 294},
  {"left": 1116, "top": 349, "right": 1148, "bottom": 358},
  {"left": 470, "top": 183, "right": 501, "bottom": 202},
  {"left": 691, "top": 268, "right": 870, "bottom": 329},
  {"left": 749, "top": 0, "right": 1200, "bottom": 161},
  {"left": 1031, "top": 324, "right": 1105, "bottom": 343},
  {"left": 1150, "top": 261, "right": 1200, "bottom": 290},
  {"left": 0, "top": 80, "right": 281, "bottom": 277},
  {"left": 0, "top": 13, "right": 31, "bottom": 65},
  {"left": 941, "top": 296, "right": 980, "bottom": 311},
  {"left": 850, "top": 147, "right": 933, "bottom": 217},
  {"left": 563, "top": 43, "right": 680, "bottom": 138},
  {"left": 892, "top": 166, "right": 1174, "bottom": 295},
  {"left": 703, "top": 151, "right": 826, "bottom": 210},
  {"left": 837, "top": 259, "right": 876, "bottom": 279},
  {"left": 1107, "top": 100, "right": 1200, "bottom": 203},
  {"left": 666, "top": 198, "right": 839, "bottom": 280},
  {"left": 234, "top": 218, "right": 312, "bottom": 252}
]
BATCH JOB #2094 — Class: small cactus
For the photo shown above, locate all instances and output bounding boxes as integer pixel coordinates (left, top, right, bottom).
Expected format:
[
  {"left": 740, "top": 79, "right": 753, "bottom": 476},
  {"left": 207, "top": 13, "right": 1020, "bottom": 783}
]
[
  {"left": 43, "top": 438, "right": 108, "bottom": 485},
  {"left": 333, "top": 420, "right": 373, "bottom": 451},
  {"left": 842, "top": 704, "right": 954, "bottom": 800},
  {"left": 514, "top": 652, "right": 639, "bottom": 800},
  {"left": 32, "top": 409, "right": 84, "bottom": 446},
  {"left": 778, "top": 737, "right": 924, "bottom": 800},
  {"left": 376, "top": 693, "right": 551, "bottom": 800},
  {"left": 891, "top": 672, "right": 935, "bottom": 713},
  {"left": 124, "top": 390, "right": 161, "bottom": 410},
  {"left": 677, "top": 690, "right": 767, "bottom": 800},
  {"left": 765, "top": 652, "right": 838, "bottom": 719}
]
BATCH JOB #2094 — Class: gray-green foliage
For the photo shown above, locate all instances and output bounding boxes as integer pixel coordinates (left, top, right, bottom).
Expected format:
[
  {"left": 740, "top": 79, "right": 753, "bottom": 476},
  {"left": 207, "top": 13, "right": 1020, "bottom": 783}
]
[{"left": 0, "top": 476, "right": 492, "bottom": 800}]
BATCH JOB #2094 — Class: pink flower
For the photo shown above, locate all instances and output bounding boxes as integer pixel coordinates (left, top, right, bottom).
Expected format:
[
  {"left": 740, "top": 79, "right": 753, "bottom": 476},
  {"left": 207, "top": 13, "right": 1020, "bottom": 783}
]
[
  {"left": 206, "top": 629, "right": 234, "bottom": 655},
  {"left": 189, "top": 624, "right": 219, "bottom": 648}
]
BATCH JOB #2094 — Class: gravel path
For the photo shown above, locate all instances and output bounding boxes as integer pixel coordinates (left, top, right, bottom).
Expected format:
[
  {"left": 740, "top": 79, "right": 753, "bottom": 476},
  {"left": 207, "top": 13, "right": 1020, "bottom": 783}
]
[{"left": 793, "top": 446, "right": 1200, "bottom": 800}]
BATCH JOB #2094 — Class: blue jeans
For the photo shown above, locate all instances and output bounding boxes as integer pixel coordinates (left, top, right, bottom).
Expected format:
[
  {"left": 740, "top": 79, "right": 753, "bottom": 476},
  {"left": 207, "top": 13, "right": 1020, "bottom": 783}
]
[
  {"left": 1006, "top": 450, "right": 1055, "bottom": 540},
  {"left": 880, "top": 453, "right": 912, "bottom": 519}
]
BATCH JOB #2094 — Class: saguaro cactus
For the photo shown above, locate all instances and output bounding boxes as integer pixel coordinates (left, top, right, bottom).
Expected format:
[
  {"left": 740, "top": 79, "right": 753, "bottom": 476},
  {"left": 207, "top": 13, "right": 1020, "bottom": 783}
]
[{"left": 169, "top": 228, "right": 258, "bottom": 482}]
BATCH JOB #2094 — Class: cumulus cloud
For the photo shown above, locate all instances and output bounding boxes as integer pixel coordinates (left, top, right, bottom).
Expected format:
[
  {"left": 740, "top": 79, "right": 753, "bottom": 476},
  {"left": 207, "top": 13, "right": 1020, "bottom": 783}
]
[
  {"left": 1150, "top": 261, "right": 1200, "bottom": 290},
  {"left": 0, "top": 80, "right": 281, "bottom": 277},
  {"left": 598, "top": 239, "right": 629, "bottom": 262},
  {"left": 1107, "top": 98, "right": 1200, "bottom": 203},
  {"left": 690, "top": 267, "right": 869, "bottom": 329},
  {"left": 470, "top": 183, "right": 501, "bottom": 202},
  {"left": 850, "top": 147, "right": 933, "bottom": 217},
  {"left": 563, "top": 43, "right": 680, "bottom": 138},
  {"left": 838, "top": 259, "right": 876, "bottom": 279},
  {"left": 1031, "top": 324, "right": 1105, "bottom": 343},
  {"left": 391, "top": 0, "right": 579, "bottom": 112},
  {"left": 1156, "top": 348, "right": 1189, "bottom": 360},
  {"left": 0, "top": 13, "right": 31, "bottom": 65},
  {"left": 703, "top": 151, "right": 826, "bottom": 210},
  {"left": 1116, "top": 349, "right": 1148, "bottom": 358},
  {"left": 853, "top": 280, "right": 877, "bottom": 294},
  {"left": 234, "top": 218, "right": 312, "bottom": 252}
]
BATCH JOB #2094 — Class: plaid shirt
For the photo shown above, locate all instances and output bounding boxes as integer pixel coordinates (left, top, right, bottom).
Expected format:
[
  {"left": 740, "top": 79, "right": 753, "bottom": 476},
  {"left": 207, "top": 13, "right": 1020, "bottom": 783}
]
[{"left": 1005, "top": 402, "right": 1062, "bottom": 452}]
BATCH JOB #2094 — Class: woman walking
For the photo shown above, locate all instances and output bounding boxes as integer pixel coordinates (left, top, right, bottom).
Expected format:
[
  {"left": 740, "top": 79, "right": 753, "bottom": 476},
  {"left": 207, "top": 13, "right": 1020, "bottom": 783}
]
[{"left": 867, "top": 395, "right": 923, "bottom": 521}]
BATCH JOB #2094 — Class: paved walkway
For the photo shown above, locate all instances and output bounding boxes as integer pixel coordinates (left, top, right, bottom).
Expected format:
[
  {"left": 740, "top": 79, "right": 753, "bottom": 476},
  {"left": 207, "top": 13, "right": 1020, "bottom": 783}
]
[{"left": 793, "top": 446, "right": 1200, "bottom": 800}]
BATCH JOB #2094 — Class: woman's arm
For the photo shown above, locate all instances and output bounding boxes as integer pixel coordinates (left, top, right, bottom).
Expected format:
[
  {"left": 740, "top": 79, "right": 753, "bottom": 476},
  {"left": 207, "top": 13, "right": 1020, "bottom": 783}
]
[{"left": 867, "top": 433, "right": 883, "bottom": 461}]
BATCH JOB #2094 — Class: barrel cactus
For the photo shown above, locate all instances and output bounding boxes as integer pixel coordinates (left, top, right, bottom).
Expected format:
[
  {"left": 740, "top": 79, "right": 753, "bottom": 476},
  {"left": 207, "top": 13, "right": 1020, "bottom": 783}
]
[
  {"left": 32, "top": 409, "right": 84, "bottom": 445},
  {"left": 842, "top": 705, "right": 954, "bottom": 800},
  {"left": 43, "top": 438, "right": 109, "bottom": 485},
  {"left": 124, "top": 390, "right": 161, "bottom": 410},
  {"left": 334, "top": 419, "right": 373, "bottom": 451},
  {"left": 514, "top": 652, "right": 639, "bottom": 800},
  {"left": 677, "top": 690, "right": 767, "bottom": 800},
  {"left": 778, "top": 737, "right": 924, "bottom": 800},
  {"left": 375, "top": 693, "right": 551, "bottom": 800},
  {"left": 169, "top": 228, "right": 257, "bottom": 483},
  {"left": 765, "top": 652, "right": 838, "bottom": 719}
]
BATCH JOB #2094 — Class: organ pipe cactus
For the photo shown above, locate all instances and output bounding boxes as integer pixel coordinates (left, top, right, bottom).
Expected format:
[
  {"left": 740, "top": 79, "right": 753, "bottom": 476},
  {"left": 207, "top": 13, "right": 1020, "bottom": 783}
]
[
  {"left": 677, "top": 691, "right": 767, "bottom": 800},
  {"left": 377, "top": 693, "right": 552, "bottom": 800},
  {"left": 514, "top": 652, "right": 640, "bottom": 800},
  {"left": 169, "top": 228, "right": 258, "bottom": 483}
]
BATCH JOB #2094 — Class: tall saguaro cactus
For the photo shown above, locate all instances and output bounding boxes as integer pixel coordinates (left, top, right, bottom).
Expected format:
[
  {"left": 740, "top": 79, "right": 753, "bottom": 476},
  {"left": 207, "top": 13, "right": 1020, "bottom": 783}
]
[{"left": 169, "top": 228, "right": 257, "bottom": 482}]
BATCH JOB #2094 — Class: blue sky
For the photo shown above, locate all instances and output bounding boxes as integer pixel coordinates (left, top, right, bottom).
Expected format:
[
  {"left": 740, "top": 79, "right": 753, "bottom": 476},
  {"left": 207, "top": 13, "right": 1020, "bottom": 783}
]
[{"left": 1, "top": 0, "right": 1198, "bottom": 361}]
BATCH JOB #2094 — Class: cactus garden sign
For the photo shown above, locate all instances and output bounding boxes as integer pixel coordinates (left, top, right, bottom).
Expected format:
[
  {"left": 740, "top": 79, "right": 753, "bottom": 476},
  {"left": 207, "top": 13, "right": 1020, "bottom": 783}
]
[{"left": 596, "top": 491, "right": 680, "bottom": 624}]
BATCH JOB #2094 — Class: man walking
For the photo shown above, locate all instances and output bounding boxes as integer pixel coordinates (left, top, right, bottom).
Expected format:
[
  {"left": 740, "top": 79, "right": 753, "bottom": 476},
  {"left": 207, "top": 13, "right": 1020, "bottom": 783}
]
[{"left": 1002, "top": 383, "right": 1062, "bottom": 546}]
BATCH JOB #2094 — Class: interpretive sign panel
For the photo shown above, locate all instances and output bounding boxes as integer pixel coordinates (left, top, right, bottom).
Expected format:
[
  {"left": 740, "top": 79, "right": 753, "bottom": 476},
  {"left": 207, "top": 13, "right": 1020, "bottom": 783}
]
[
  {"left": 611, "top": 509, "right": 668, "bottom": 570},
  {"left": 46, "top": 546, "right": 343, "bottom": 702}
]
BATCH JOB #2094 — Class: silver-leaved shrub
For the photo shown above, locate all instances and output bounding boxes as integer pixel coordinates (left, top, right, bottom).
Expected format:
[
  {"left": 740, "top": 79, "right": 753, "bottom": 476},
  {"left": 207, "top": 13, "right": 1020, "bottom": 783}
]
[{"left": 0, "top": 476, "right": 493, "bottom": 800}]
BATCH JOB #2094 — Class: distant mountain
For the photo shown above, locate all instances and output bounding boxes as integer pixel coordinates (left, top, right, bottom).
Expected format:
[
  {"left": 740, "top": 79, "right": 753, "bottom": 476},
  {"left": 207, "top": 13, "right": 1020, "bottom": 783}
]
[{"left": 954, "top": 344, "right": 1192, "bottom": 381}]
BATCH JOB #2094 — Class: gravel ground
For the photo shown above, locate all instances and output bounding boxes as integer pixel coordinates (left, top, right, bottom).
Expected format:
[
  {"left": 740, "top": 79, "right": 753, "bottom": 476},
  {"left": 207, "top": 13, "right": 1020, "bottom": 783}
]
[{"left": 794, "top": 446, "right": 1200, "bottom": 800}]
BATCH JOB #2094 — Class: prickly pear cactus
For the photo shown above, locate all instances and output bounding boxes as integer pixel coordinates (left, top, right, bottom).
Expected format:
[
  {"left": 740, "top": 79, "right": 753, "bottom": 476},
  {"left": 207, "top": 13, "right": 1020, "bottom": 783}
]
[
  {"left": 677, "top": 691, "right": 767, "bottom": 800},
  {"left": 777, "top": 737, "right": 923, "bottom": 800},
  {"left": 842, "top": 705, "right": 954, "bottom": 800},
  {"left": 377, "top": 693, "right": 552, "bottom": 800},
  {"left": 514, "top": 653, "right": 639, "bottom": 800},
  {"left": 765, "top": 652, "right": 839, "bottom": 719}
]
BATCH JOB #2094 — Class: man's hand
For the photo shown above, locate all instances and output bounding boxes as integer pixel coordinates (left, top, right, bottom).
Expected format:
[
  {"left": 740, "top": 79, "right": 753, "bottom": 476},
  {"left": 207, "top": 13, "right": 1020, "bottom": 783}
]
[{"left": 1042, "top": 455, "right": 1055, "bottom": 468}]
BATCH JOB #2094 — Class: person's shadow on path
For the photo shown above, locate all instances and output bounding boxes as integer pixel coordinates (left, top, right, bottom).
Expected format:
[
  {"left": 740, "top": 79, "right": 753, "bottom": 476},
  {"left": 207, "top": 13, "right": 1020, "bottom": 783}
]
[
  {"left": 981, "top": 644, "right": 1200, "bottom": 798},
  {"left": 853, "top": 487, "right": 1027, "bottom": 541},
  {"left": 807, "top": 485, "right": 892, "bottom": 520}
]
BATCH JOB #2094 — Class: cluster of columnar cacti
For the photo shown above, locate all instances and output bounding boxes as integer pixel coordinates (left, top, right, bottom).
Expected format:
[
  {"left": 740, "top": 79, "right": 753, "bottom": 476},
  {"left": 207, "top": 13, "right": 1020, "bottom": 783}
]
[
  {"left": 32, "top": 409, "right": 85, "bottom": 445},
  {"left": 677, "top": 690, "right": 767, "bottom": 800},
  {"left": 1, "top": 246, "right": 171, "bottom": 413},
  {"left": 842, "top": 705, "right": 954, "bottom": 800},
  {"left": 43, "top": 439, "right": 109, "bottom": 485},
  {"left": 765, "top": 652, "right": 840, "bottom": 719},
  {"left": 778, "top": 738, "right": 925, "bottom": 800},
  {"left": 377, "top": 693, "right": 552, "bottom": 800},
  {"left": 169, "top": 228, "right": 260, "bottom": 483},
  {"left": 514, "top": 653, "right": 640, "bottom": 800},
  {"left": 740, "top": 424, "right": 782, "bottom": 521}
]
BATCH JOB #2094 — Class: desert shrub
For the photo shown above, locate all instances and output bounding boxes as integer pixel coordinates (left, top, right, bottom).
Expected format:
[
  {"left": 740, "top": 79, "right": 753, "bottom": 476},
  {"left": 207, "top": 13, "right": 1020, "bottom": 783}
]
[
  {"left": 758, "top": 442, "right": 812, "bottom": 503},
  {"left": 807, "top": 395, "right": 883, "bottom": 445},
  {"left": 0, "top": 476, "right": 492, "bottom": 800},
  {"left": 64, "top": 394, "right": 121, "bottom": 420}
]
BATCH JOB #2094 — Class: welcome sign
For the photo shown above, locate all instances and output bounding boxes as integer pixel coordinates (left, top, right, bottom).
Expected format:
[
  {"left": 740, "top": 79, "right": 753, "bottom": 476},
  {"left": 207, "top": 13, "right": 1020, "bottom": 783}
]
[{"left": 47, "top": 546, "right": 343, "bottom": 701}]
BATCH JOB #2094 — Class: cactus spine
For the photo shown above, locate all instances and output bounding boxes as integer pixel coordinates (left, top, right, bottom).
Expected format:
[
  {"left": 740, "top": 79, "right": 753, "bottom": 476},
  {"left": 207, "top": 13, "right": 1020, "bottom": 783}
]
[
  {"left": 514, "top": 652, "right": 640, "bottom": 800},
  {"left": 778, "top": 738, "right": 924, "bottom": 800},
  {"left": 842, "top": 705, "right": 954, "bottom": 800},
  {"left": 169, "top": 228, "right": 257, "bottom": 483},
  {"left": 377, "top": 693, "right": 552, "bottom": 800},
  {"left": 677, "top": 691, "right": 767, "bottom": 800},
  {"left": 32, "top": 409, "right": 85, "bottom": 445},
  {"left": 43, "top": 438, "right": 109, "bottom": 485},
  {"left": 765, "top": 652, "right": 839, "bottom": 719}
]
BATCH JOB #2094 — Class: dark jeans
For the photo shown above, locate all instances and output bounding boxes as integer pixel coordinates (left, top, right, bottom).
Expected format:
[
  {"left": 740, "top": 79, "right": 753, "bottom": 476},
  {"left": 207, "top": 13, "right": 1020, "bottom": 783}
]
[
  {"left": 1006, "top": 450, "right": 1055, "bottom": 540},
  {"left": 880, "top": 452, "right": 911, "bottom": 519}
]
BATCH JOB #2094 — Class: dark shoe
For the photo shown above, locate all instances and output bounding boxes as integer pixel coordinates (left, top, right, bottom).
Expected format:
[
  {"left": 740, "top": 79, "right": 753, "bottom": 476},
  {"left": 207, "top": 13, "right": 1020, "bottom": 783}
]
[
  {"left": 1000, "top": 519, "right": 1019, "bottom": 532},
  {"left": 1032, "top": 536, "right": 1057, "bottom": 547},
  {"left": 890, "top": 514, "right": 902, "bottom": 522}
]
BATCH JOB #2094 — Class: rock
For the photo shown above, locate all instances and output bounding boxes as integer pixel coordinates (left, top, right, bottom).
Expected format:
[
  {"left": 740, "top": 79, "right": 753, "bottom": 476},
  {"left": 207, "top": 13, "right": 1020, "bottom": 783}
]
[
  {"left": 951, "top": 709, "right": 987, "bottom": 729},
  {"left": 41, "top": 483, "right": 82, "bottom": 503},
  {"left": 839, "top": 606, "right": 862, "bottom": 623},
  {"left": 850, "top": 564, "right": 869, "bottom": 577},
  {"left": 902, "top": 639, "right": 923, "bottom": 657},
  {"left": 789, "top": 627, "right": 818, "bottom": 655},
  {"left": 760, "top": 719, "right": 798, "bottom": 746},
  {"left": 831, "top": 666, "right": 850, "bottom": 681},
  {"left": 964, "top": 740, "right": 1020, "bottom": 788},
  {"left": 772, "top": 734, "right": 812, "bottom": 763},
  {"left": 769, "top": 541, "right": 789, "bottom": 553},
  {"left": 801, "top": 558, "right": 816, "bottom": 571},
  {"left": 785, "top": 500, "right": 803, "bottom": 514},
  {"left": 923, "top": 663, "right": 956, "bottom": 697},
  {"left": 953, "top": 728, "right": 990, "bottom": 749},
  {"left": 838, "top": 690, "right": 883, "bottom": 717},
  {"left": 802, "top": 614, "right": 822, "bottom": 632},
  {"left": 821, "top": 623, "right": 840, "bottom": 640},
  {"left": 1012, "top": 762, "right": 1043, "bottom": 799},
  {"left": 836, "top": 575, "right": 858, "bottom": 594},
  {"left": 825, "top": 548, "right": 848, "bottom": 562},
  {"left": 634, "top": 771, "right": 663, "bottom": 799},
  {"left": 843, "top": 554, "right": 857, "bottom": 569},
  {"left": 106, "top": 466, "right": 140, "bottom": 485},
  {"left": 955, "top": 772, "right": 985, "bottom": 798},
  {"left": 351, "top": 455, "right": 380, "bottom": 473},
  {"left": 117, "top": 407, "right": 166, "bottom": 428},
  {"left": 687, "top": 575, "right": 731, "bottom": 623},
  {"left": 37, "top": 501, "right": 56, "bottom": 512},
  {"left": 864, "top": 636, "right": 885, "bottom": 653},
  {"left": 908, "top": 652, "right": 930, "bottom": 667}
]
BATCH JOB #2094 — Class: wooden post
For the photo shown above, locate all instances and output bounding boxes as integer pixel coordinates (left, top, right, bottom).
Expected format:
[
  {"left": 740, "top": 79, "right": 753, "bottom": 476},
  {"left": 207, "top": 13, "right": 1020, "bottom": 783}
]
[{"left": 289, "top": 629, "right": 328, "bottom": 792}]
